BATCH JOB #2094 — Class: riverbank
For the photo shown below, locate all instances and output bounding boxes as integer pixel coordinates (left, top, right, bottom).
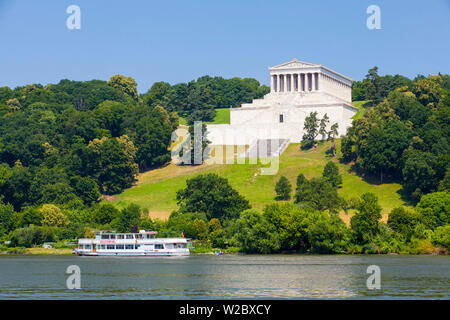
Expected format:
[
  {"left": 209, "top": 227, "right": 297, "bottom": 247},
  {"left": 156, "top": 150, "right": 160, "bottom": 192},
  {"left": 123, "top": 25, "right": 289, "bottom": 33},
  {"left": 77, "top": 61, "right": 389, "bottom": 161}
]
[{"left": 0, "top": 247, "right": 74, "bottom": 255}]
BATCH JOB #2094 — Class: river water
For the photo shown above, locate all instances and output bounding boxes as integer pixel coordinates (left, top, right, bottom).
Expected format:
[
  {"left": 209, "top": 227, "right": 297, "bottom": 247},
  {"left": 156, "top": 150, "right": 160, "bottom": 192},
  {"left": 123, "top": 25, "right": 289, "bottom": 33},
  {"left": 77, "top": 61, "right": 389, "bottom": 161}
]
[{"left": 0, "top": 255, "right": 448, "bottom": 299}]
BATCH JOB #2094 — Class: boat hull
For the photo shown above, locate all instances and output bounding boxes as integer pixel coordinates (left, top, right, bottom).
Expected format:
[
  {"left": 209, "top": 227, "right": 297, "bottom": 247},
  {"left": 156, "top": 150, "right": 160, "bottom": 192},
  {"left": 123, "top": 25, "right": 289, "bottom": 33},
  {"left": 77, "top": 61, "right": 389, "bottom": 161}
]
[{"left": 77, "top": 252, "right": 189, "bottom": 257}]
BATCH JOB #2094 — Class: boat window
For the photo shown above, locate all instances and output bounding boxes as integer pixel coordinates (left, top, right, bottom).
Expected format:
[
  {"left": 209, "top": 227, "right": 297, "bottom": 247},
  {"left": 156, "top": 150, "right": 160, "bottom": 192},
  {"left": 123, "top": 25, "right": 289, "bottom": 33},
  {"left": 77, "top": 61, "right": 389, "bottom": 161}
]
[
  {"left": 125, "top": 244, "right": 134, "bottom": 249},
  {"left": 101, "top": 234, "right": 109, "bottom": 239},
  {"left": 116, "top": 234, "right": 124, "bottom": 239},
  {"left": 154, "top": 244, "right": 164, "bottom": 249},
  {"left": 135, "top": 234, "right": 143, "bottom": 239},
  {"left": 134, "top": 244, "right": 140, "bottom": 249},
  {"left": 126, "top": 234, "right": 134, "bottom": 239},
  {"left": 145, "top": 234, "right": 152, "bottom": 239},
  {"left": 116, "top": 244, "right": 124, "bottom": 250},
  {"left": 85, "top": 245, "right": 91, "bottom": 249},
  {"left": 98, "top": 245, "right": 105, "bottom": 249},
  {"left": 78, "top": 244, "right": 84, "bottom": 249},
  {"left": 106, "top": 245, "right": 115, "bottom": 250},
  {"left": 109, "top": 234, "right": 116, "bottom": 239}
]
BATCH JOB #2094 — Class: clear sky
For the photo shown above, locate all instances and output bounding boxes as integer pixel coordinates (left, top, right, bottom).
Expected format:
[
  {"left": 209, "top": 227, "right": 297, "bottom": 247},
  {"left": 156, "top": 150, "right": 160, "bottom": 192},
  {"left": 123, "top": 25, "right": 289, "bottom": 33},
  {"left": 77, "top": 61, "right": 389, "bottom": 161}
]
[{"left": 0, "top": 0, "right": 449, "bottom": 93}]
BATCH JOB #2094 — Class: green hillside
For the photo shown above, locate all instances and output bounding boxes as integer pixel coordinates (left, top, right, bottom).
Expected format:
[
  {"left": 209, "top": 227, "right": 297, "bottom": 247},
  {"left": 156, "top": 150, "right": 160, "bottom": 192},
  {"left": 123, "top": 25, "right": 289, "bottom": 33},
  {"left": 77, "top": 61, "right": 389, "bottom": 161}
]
[
  {"left": 179, "top": 107, "right": 230, "bottom": 125},
  {"left": 108, "top": 140, "right": 409, "bottom": 223}
]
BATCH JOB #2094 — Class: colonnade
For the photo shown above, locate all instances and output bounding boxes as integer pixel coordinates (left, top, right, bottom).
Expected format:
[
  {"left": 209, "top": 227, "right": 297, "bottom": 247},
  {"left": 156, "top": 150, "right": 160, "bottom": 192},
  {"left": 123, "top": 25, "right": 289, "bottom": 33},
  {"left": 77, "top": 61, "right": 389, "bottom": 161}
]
[{"left": 271, "top": 72, "right": 320, "bottom": 93}]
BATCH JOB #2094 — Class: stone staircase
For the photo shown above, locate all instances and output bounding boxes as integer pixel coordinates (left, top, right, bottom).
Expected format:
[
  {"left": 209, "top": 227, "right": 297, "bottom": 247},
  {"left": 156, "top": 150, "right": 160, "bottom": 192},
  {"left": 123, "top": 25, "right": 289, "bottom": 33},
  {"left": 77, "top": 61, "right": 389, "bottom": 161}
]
[{"left": 244, "top": 139, "right": 290, "bottom": 158}]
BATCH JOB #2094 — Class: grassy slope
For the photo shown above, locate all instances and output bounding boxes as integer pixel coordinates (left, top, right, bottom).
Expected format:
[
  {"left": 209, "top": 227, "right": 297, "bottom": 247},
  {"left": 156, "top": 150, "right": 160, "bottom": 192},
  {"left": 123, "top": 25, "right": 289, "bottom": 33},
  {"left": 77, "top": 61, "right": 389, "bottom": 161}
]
[
  {"left": 109, "top": 140, "right": 408, "bottom": 223},
  {"left": 352, "top": 100, "right": 372, "bottom": 120}
]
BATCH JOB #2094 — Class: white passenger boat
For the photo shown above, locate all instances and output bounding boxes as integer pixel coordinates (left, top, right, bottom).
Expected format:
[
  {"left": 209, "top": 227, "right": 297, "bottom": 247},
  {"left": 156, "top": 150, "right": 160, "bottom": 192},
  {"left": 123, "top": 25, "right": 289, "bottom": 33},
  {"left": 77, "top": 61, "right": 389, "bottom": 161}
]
[{"left": 76, "top": 230, "right": 191, "bottom": 257}]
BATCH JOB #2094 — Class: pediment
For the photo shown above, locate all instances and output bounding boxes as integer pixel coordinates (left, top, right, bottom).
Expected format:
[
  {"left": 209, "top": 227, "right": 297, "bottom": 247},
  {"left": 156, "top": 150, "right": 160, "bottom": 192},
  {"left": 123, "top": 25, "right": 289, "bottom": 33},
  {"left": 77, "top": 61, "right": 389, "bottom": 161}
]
[{"left": 270, "top": 58, "right": 319, "bottom": 70}]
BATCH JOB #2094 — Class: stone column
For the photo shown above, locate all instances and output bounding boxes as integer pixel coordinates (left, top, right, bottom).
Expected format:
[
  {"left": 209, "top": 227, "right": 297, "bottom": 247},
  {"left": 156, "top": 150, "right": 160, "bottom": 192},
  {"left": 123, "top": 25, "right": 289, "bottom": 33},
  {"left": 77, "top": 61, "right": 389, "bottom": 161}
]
[
  {"left": 300, "top": 73, "right": 304, "bottom": 91},
  {"left": 277, "top": 74, "right": 281, "bottom": 92},
  {"left": 270, "top": 75, "right": 274, "bottom": 92},
  {"left": 290, "top": 74, "right": 294, "bottom": 92}
]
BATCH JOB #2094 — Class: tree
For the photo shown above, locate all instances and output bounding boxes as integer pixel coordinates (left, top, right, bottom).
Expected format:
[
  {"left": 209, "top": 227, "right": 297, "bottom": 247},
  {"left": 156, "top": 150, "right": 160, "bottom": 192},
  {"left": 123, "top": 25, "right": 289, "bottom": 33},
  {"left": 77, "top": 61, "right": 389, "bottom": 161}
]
[
  {"left": 87, "top": 135, "right": 138, "bottom": 194},
  {"left": 112, "top": 204, "right": 141, "bottom": 233},
  {"left": 107, "top": 74, "right": 138, "bottom": 101},
  {"left": 296, "top": 173, "right": 307, "bottom": 190},
  {"left": 234, "top": 209, "right": 280, "bottom": 254},
  {"left": 192, "top": 218, "right": 208, "bottom": 240},
  {"left": 350, "top": 193, "right": 382, "bottom": 244},
  {"left": 6, "top": 98, "right": 21, "bottom": 112},
  {"left": 387, "top": 207, "right": 419, "bottom": 239},
  {"left": 328, "top": 123, "right": 339, "bottom": 156},
  {"left": 275, "top": 176, "right": 292, "bottom": 200},
  {"left": 402, "top": 150, "right": 441, "bottom": 201},
  {"left": 92, "top": 203, "right": 120, "bottom": 225},
  {"left": 176, "top": 173, "right": 250, "bottom": 221},
  {"left": 301, "top": 112, "right": 319, "bottom": 149},
  {"left": 40, "top": 204, "right": 68, "bottom": 227},
  {"left": 431, "top": 225, "right": 450, "bottom": 250},
  {"left": 319, "top": 113, "right": 329, "bottom": 138},
  {"left": 365, "top": 66, "right": 382, "bottom": 105},
  {"left": 0, "top": 201, "right": 16, "bottom": 236},
  {"left": 70, "top": 175, "right": 100, "bottom": 204},
  {"left": 322, "top": 161, "right": 342, "bottom": 188},
  {"left": 294, "top": 177, "right": 343, "bottom": 213},
  {"left": 358, "top": 120, "right": 411, "bottom": 183},
  {"left": 415, "top": 192, "right": 450, "bottom": 229}
]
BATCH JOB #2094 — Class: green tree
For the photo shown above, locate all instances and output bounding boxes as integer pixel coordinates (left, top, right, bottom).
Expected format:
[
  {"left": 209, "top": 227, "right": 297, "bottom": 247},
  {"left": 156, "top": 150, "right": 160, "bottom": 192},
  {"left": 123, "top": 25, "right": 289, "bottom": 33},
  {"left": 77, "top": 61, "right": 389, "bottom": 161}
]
[
  {"left": 415, "top": 192, "right": 450, "bottom": 229},
  {"left": 387, "top": 207, "right": 419, "bottom": 240},
  {"left": 92, "top": 203, "right": 120, "bottom": 225},
  {"left": 350, "top": 193, "right": 382, "bottom": 244},
  {"left": 108, "top": 74, "right": 138, "bottom": 101},
  {"left": 322, "top": 161, "right": 342, "bottom": 188},
  {"left": 0, "top": 201, "right": 16, "bottom": 236},
  {"left": 112, "top": 204, "right": 141, "bottom": 233},
  {"left": 275, "top": 176, "right": 292, "bottom": 200},
  {"left": 296, "top": 173, "right": 307, "bottom": 190},
  {"left": 234, "top": 209, "right": 280, "bottom": 254},
  {"left": 301, "top": 112, "right": 319, "bottom": 149},
  {"left": 40, "top": 204, "right": 68, "bottom": 227},
  {"left": 295, "top": 177, "right": 343, "bottom": 213},
  {"left": 192, "top": 218, "right": 208, "bottom": 240},
  {"left": 431, "top": 225, "right": 450, "bottom": 250},
  {"left": 176, "top": 173, "right": 250, "bottom": 221}
]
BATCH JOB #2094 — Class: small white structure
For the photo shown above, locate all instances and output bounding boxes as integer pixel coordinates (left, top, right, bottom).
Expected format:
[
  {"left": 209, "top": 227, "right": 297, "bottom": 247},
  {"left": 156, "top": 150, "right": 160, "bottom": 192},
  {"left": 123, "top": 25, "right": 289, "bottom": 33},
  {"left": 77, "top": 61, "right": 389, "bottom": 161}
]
[{"left": 207, "top": 58, "right": 358, "bottom": 146}]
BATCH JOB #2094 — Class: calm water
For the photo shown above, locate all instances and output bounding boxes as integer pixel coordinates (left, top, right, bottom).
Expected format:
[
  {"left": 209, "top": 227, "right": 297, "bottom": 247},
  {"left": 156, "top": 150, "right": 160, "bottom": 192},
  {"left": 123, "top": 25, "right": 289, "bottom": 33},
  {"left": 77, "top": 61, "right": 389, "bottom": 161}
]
[{"left": 0, "top": 255, "right": 448, "bottom": 299}]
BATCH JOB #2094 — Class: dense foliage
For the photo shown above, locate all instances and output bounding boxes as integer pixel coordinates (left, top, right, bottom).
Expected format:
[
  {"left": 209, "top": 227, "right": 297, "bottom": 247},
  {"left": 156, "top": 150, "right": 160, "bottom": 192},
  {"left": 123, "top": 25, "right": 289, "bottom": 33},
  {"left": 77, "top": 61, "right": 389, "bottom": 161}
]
[
  {"left": 0, "top": 69, "right": 448, "bottom": 256},
  {"left": 342, "top": 71, "right": 449, "bottom": 201},
  {"left": 142, "top": 76, "right": 269, "bottom": 124}
]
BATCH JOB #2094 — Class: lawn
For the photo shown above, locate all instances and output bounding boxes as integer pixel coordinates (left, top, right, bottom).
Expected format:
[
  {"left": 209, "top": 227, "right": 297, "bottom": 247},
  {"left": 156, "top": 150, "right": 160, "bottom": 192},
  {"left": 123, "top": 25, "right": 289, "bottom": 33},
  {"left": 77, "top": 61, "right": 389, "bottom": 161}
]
[
  {"left": 108, "top": 139, "right": 409, "bottom": 223},
  {"left": 178, "top": 108, "right": 230, "bottom": 125},
  {"left": 352, "top": 100, "right": 373, "bottom": 120}
]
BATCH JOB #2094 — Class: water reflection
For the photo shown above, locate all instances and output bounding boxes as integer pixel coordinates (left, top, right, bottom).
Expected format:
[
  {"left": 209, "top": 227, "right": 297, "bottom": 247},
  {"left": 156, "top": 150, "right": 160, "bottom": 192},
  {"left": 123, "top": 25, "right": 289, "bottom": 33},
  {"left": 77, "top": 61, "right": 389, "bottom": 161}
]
[{"left": 0, "top": 255, "right": 448, "bottom": 299}]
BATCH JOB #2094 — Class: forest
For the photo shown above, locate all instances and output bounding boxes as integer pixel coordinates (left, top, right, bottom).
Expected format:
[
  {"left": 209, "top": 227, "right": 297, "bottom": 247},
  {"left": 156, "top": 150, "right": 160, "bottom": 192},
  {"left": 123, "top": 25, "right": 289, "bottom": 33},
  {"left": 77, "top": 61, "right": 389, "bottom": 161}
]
[{"left": 0, "top": 69, "right": 448, "bottom": 254}]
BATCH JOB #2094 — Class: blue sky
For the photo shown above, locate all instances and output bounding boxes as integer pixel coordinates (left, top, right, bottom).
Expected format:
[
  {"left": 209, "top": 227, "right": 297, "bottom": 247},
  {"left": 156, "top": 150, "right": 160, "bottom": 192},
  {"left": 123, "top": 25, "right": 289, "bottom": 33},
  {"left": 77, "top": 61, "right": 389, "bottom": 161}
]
[{"left": 0, "top": 0, "right": 449, "bottom": 93}]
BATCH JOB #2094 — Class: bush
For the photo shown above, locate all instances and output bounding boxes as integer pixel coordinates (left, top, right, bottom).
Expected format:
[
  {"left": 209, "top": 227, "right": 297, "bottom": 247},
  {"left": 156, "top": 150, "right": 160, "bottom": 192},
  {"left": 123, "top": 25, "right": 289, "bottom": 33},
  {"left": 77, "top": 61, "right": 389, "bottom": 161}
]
[
  {"left": 431, "top": 225, "right": 450, "bottom": 250},
  {"left": 10, "top": 226, "right": 56, "bottom": 247}
]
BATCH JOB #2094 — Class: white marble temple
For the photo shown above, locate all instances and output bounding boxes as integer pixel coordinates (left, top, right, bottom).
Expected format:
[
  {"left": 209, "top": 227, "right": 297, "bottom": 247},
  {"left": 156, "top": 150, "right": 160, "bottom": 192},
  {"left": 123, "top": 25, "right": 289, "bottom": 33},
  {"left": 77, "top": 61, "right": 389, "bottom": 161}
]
[{"left": 207, "top": 58, "right": 358, "bottom": 145}]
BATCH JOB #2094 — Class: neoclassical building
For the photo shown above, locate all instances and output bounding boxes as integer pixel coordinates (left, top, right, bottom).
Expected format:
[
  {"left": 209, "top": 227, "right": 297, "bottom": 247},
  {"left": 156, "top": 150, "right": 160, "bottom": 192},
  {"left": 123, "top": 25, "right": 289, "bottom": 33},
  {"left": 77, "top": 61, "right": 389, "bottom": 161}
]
[{"left": 207, "top": 58, "right": 358, "bottom": 148}]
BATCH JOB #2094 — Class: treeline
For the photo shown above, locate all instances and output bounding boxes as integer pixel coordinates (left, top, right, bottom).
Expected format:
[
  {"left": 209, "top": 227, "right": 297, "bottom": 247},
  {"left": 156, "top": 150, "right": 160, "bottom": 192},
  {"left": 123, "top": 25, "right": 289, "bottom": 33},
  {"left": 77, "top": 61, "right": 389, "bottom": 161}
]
[
  {"left": 0, "top": 75, "right": 178, "bottom": 216},
  {"left": 343, "top": 71, "right": 450, "bottom": 202},
  {"left": 166, "top": 172, "right": 449, "bottom": 254},
  {"left": 142, "top": 76, "right": 269, "bottom": 124},
  {"left": 351, "top": 66, "right": 450, "bottom": 105}
]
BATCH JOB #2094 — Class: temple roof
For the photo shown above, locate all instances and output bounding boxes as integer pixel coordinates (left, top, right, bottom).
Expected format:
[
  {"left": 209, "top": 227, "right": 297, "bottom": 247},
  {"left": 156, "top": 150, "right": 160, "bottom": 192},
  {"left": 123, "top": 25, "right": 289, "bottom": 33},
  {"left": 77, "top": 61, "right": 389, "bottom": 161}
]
[
  {"left": 269, "top": 58, "right": 353, "bottom": 82},
  {"left": 269, "top": 58, "right": 320, "bottom": 70}
]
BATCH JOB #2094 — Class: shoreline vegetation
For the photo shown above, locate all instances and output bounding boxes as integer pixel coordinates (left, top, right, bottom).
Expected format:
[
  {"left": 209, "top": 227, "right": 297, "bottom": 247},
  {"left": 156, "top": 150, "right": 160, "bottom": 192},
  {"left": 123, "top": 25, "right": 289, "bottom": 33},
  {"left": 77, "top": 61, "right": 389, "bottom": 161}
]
[{"left": 0, "top": 71, "right": 448, "bottom": 256}]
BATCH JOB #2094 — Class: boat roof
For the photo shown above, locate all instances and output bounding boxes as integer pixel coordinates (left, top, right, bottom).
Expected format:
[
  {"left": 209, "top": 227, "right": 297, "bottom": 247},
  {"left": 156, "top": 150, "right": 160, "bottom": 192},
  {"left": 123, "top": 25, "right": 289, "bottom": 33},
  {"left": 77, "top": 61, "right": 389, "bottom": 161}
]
[{"left": 95, "top": 230, "right": 158, "bottom": 235}]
